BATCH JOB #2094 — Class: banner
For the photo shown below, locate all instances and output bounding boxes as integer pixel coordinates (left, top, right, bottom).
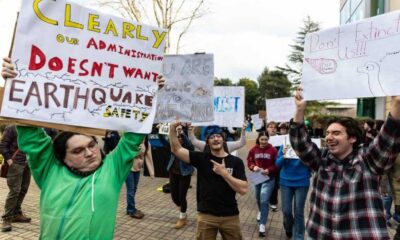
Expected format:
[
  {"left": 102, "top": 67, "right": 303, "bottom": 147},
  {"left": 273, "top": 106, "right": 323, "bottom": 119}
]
[
  {"left": 266, "top": 97, "right": 295, "bottom": 122},
  {"left": 1, "top": 0, "right": 167, "bottom": 133},
  {"left": 303, "top": 10, "right": 400, "bottom": 100},
  {"left": 192, "top": 86, "right": 245, "bottom": 127},
  {"left": 269, "top": 135, "right": 321, "bottom": 159},
  {"left": 252, "top": 114, "right": 263, "bottom": 130},
  {"left": 155, "top": 54, "right": 214, "bottom": 123}
]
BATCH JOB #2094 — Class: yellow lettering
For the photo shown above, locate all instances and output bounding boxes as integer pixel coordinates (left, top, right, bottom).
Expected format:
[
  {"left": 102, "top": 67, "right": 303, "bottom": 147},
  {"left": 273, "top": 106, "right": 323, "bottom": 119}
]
[
  {"left": 104, "top": 19, "right": 118, "bottom": 36},
  {"left": 152, "top": 30, "right": 167, "bottom": 49},
  {"left": 33, "top": 0, "right": 58, "bottom": 25},
  {"left": 88, "top": 14, "right": 100, "bottom": 33},
  {"left": 64, "top": 4, "right": 83, "bottom": 29},
  {"left": 136, "top": 25, "right": 148, "bottom": 40},
  {"left": 122, "top": 22, "right": 135, "bottom": 39}
]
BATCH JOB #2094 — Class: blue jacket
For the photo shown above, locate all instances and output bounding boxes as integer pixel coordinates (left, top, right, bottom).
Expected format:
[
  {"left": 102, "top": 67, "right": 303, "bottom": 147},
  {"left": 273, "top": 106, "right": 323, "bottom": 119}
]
[
  {"left": 161, "top": 134, "right": 194, "bottom": 176},
  {"left": 275, "top": 145, "right": 311, "bottom": 187}
]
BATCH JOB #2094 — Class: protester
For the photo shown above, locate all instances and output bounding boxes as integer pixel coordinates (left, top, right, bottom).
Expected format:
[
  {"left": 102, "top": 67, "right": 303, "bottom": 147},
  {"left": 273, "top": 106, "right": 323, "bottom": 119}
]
[
  {"left": 1, "top": 57, "right": 159, "bottom": 239},
  {"left": 103, "top": 130, "right": 121, "bottom": 154},
  {"left": 247, "top": 131, "right": 278, "bottom": 237},
  {"left": 0, "top": 125, "right": 31, "bottom": 232},
  {"left": 289, "top": 86, "right": 400, "bottom": 239},
  {"left": 265, "top": 121, "right": 279, "bottom": 212},
  {"left": 275, "top": 145, "right": 311, "bottom": 240},
  {"left": 278, "top": 122, "right": 289, "bottom": 135},
  {"left": 125, "top": 142, "right": 146, "bottom": 219},
  {"left": 169, "top": 121, "right": 248, "bottom": 240},
  {"left": 159, "top": 124, "right": 195, "bottom": 229},
  {"left": 363, "top": 119, "right": 377, "bottom": 146},
  {"left": 188, "top": 122, "right": 246, "bottom": 152}
]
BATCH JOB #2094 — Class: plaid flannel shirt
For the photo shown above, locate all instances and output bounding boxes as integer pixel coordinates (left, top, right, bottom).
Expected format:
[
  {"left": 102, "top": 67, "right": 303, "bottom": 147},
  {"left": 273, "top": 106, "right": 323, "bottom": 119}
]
[{"left": 289, "top": 114, "right": 400, "bottom": 240}]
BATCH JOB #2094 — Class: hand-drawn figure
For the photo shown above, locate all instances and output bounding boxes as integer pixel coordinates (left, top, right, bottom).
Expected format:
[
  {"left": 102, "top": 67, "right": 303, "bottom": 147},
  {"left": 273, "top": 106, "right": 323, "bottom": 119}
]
[
  {"left": 192, "top": 86, "right": 209, "bottom": 97},
  {"left": 357, "top": 61, "right": 387, "bottom": 97},
  {"left": 305, "top": 58, "right": 337, "bottom": 74}
]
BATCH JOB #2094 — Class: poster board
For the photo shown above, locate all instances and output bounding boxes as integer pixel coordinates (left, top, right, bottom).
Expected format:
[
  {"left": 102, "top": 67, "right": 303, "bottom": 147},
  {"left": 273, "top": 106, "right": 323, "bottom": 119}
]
[
  {"left": 303, "top": 10, "right": 400, "bottom": 100},
  {"left": 0, "top": 0, "right": 167, "bottom": 133},
  {"left": 192, "top": 86, "right": 245, "bottom": 127},
  {"left": 266, "top": 97, "right": 295, "bottom": 122},
  {"left": 154, "top": 54, "right": 214, "bottom": 123}
]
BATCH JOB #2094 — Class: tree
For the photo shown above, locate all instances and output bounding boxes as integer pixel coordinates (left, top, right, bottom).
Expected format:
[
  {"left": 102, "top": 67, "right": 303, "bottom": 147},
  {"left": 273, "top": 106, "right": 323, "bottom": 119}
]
[
  {"left": 236, "top": 78, "right": 260, "bottom": 115},
  {"left": 257, "top": 67, "right": 291, "bottom": 99},
  {"left": 214, "top": 77, "right": 233, "bottom": 86},
  {"left": 97, "top": 0, "right": 208, "bottom": 53},
  {"left": 276, "top": 16, "right": 319, "bottom": 87}
]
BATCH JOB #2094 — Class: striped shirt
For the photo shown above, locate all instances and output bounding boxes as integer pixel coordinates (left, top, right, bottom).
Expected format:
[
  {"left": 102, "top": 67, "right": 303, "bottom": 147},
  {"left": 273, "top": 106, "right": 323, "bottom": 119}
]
[{"left": 289, "top": 114, "right": 400, "bottom": 240}]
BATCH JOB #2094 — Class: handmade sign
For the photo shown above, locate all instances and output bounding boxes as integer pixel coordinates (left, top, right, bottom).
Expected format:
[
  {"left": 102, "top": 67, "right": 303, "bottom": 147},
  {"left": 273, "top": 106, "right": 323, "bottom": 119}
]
[
  {"left": 252, "top": 114, "right": 263, "bottom": 130},
  {"left": 1, "top": 0, "right": 167, "bottom": 133},
  {"left": 303, "top": 10, "right": 400, "bottom": 100},
  {"left": 191, "top": 86, "right": 244, "bottom": 127},
  {"left": 155, "top": 54, "right": 214, "bottom": 123},
  {"left": 266, "top": 97, "right": 295, "bottom": 122}
]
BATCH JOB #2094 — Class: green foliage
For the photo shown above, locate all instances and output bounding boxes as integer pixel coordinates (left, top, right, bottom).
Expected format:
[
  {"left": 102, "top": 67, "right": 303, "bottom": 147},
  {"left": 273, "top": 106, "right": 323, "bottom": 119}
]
[
  {"left": 276, "top": 16, "right": 320, "bottom": 87},
  {"left": 214, "top": 77, "right": 234, "bottom": 86},
  {"left": 257, "top": 67, "right": 291, "bottom": 99},
  {"left": 236, "top": 78, "right": 260, "bottom": 115}
]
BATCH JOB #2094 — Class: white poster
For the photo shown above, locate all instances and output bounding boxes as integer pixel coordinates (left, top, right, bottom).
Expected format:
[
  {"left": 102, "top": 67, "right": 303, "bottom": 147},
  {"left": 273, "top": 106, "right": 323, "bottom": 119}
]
[
  {"left": 1, "top": 0, "right": 167, "bottom": 133},
  {"left": 303, "top": 10, "right": 400, "bottom": 100},
  {"left": 266, "top": 97, "right": 296, "bottom": 122},
  {"left": 154, "top": 54, "right": 214, "bottom": 123},
  {"left": 192, "top": 86, "right": 245, "bottom": 127},
  {"left": 252, "top": 114, "right": 263, "bottom": 130}
]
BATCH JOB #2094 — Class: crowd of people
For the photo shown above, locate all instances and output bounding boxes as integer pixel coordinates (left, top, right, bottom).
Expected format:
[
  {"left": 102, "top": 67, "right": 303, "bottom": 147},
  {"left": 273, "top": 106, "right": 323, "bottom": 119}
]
[{"left": 1, "top": 56, "right": 400, "bottom": 240}]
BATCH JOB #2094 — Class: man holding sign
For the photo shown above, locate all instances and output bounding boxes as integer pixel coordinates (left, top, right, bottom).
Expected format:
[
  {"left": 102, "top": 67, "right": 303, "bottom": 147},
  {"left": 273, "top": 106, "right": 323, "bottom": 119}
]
[{"left": 289, "top": 87, "right": 400, "bottom": 239}]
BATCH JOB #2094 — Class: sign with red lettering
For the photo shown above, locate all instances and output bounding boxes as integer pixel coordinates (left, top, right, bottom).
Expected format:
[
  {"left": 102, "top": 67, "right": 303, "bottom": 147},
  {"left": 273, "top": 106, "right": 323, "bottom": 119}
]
[
  {"left": 155, "top": 54, "right": 215, "bottom": 123},
  {"left": 303, "top": 10, "right": 400, "bottom": 100},
  {"left": 1, "top": 0, "right": 167, "bottom": 133}
]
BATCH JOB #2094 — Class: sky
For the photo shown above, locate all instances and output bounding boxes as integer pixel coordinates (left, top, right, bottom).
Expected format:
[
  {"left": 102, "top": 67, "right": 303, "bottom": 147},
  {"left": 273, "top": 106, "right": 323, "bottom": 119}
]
[{"left": 0, "top": 0, "right": 340, "bottom": 82}]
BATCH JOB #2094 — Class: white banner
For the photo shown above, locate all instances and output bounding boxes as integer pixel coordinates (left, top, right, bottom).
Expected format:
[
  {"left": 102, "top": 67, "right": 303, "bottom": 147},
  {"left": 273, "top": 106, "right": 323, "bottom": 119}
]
[
  {"left": 269, "top": 135, "right": 321, "bottom": 158},
  {"left": 154, "top": 54, "right": 214, "bottom": 123},
  {"left": 303, "top": 10, "right": 400, "bottom": 100},
  {"left": 192, "top": 86, "right": 245, "bottom": 127},
  {"left": 252, "top": 114, "right": 264, "bottom": 130},
  {"left": 266, "top": 97, "right": 295, "bottom": 122},
  {"left": 1, "top": 0, "right": 167, "bottom": 133}
]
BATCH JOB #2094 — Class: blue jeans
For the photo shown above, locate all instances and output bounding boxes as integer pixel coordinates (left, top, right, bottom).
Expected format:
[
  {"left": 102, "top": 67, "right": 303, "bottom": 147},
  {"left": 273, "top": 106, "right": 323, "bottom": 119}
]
[
  {"left": 281, "top": 185, "right": 309, "bottom": 240},
  {"left": 125, "top": 171, "right": 140, "bottom": 214},
  {"left": 382, "top": 195, "right": 393, "bottom": 221},
  {"left": 255, "top": 178, "right": 275, "bottom": 225}
]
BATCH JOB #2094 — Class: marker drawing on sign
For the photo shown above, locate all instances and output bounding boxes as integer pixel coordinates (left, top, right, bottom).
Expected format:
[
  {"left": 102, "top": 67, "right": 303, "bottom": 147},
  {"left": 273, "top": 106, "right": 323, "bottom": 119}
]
[
  {"left": 357, "top": 61, "right": 387, "bottom": 96},
  {"left": 305, "top": 58, "right": 337, "bottom": 74}
]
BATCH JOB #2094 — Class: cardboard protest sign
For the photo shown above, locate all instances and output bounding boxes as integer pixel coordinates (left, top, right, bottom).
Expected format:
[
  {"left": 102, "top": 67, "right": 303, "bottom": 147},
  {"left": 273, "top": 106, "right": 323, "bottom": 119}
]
[
  {"left": 303, "top": 10, "right": 400, "bottom": 100},
  {"left": 192, "top": 86, "right": 245, "bottom": 127},
  {"left": 284, "top": 137, "right": 321, "bottom": 158},
  {"left": 1, "top": 0, "right": 167, "bottom": 133},
  {"left": 154, "top": 54, "right": 214, "bottom": 123},
  {"left": 266, "top": 97, "right": 295, "bottom": 122}
]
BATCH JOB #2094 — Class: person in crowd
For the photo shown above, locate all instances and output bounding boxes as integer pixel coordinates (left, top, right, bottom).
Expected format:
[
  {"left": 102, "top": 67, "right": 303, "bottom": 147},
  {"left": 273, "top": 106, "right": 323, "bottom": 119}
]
[
  {"left": 188, "top": 122, "right": 246, "bottom": 153},
  {"left": 266, "top": 121, "right": 279, "bottom": 212},
  {"left": 363, "top": 119, "right": 377, "bottom": 146},
  {"left": 103, "top": 130, "right": 121, "bottom": 154},
  {"left": 279, "top": 122, "right": 289, "bottom": 135},
  {"left": 246, "top": 114, "right": 253, "bottom": 132},
  {"left": 0, "top": 125, "right": 31, "bottom": 232},
  {"left": 289, "top": 86, "right": 400, "bottom": 239},
  {"left": 169, "top": 121, "right": 248, "bottom": 240},
  {"left": 392, "top": 155, "right": 400, "bottom": 239},
  {"left": 1, "top": 57, "right": 159, "bottom": 239},
  {"left": 159, "top": 124, "right": 195, "bottom": 229},
  {"left": 275, "top": 145, "right": 311, "bottom": 240},
  {"left": 125, "top": 142, "right": 146, "bottom": 219},
  {"left": 247, "top": 131, "right": 278, "bottom": 237}
]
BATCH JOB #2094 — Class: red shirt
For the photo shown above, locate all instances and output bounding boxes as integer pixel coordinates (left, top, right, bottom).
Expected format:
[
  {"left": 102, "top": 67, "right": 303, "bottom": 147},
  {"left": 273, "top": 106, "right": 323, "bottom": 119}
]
[{"left": 247, "top": 144, "right": 278, "bottom": 177}]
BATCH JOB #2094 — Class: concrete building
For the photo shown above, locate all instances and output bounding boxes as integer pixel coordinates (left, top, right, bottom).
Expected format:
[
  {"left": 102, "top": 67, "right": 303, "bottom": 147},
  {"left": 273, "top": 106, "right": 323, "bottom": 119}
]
[{"left": 339, "top": 0, "right": 400, "bottom": 119}]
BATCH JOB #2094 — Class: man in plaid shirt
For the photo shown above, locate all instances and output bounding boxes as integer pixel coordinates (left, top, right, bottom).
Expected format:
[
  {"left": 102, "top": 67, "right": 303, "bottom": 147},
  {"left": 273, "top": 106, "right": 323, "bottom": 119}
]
[{"left": 289, "top": 87, "right": 400, "bottom": 240}]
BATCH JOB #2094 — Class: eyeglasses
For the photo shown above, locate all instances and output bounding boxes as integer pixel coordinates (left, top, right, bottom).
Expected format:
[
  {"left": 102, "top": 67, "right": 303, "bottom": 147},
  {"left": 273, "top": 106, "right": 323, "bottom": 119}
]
[{"left": 208, "top": 134, "right": 223, "bottom": 139}]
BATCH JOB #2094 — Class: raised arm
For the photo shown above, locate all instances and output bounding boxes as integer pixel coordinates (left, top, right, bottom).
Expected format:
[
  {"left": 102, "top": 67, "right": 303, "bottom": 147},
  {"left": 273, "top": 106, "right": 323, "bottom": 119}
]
[
  {"left": 365, "top": 96, "right": 400, "bottom": 174},
  {"left": 289, "top": 87, "right": 321, "bottom": 171},
  {"left": 188, "top": 125, "right": 206, "bottom": 151},
  {"left": 169, "top": 122, "right": 190, "bottom": 164},
  {"left": 227, "top": 122, "right": 247, "bottom": 152}
]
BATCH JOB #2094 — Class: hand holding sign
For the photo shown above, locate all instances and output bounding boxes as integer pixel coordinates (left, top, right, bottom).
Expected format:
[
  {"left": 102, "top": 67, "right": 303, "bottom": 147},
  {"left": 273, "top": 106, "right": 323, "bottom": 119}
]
[{"left": 1, "top": 58, "right": 16, "bottom": 79}]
